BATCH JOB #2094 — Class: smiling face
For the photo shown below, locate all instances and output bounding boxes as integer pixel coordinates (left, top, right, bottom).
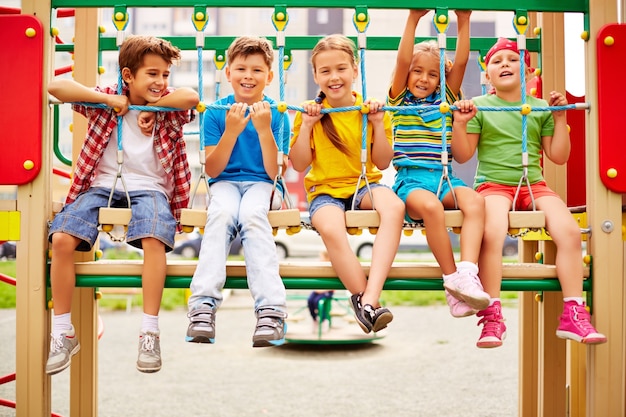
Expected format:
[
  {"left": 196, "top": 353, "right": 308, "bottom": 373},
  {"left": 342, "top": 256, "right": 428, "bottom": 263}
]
[
  {"left": 312, "top": 49, "right": 357, "bottom": 107},
  {"left": 226, "top": 53, "right": 273, "bottom": 104},
  {"left": 406, "top": 52, "right": 440, "bottom": 99},
  {"left": 122, "top": 53, "right": 171, "bottom": 105},
  {"left": 485, "top": 49, "right": 524, "bottom": 92}
]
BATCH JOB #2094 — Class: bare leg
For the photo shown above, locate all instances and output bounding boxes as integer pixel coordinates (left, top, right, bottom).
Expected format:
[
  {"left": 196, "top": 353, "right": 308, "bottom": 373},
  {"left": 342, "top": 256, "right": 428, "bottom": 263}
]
[
  {"left": 50, "top": 233, "right": 81, "bottom": 314},
  {"left": 312, "top": 205, "right": 367, "bottom": 295},
  {"left": 358, "top": 187, "right": 404, "bottom": 307},
  {"left": 141, "top": 237, "right": 167, "bottom": 316},
  {"left": 479, "top": 195, "right": 511, "bottom": 298},
  {"left": 536, "top": 196, "right": 584, "bottom": 297},
  {"left": 407, "top": 189, "right": 456, "bottom": 274}
]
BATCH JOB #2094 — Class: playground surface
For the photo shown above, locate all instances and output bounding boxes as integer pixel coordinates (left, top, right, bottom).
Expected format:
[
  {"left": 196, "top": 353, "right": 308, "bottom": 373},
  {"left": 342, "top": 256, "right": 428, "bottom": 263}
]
[{"left": 0, "top": 292, "right": 519, "bottom": 417}]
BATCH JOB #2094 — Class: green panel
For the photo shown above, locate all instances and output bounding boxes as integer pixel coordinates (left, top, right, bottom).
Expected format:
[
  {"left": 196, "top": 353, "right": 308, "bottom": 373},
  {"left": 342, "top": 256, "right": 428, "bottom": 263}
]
[
  {"left": 51, "top": 0, "right": 588, "bottom": 13},
  {"left": 55, "top": 36, "right": 541, "bottom": 53}
]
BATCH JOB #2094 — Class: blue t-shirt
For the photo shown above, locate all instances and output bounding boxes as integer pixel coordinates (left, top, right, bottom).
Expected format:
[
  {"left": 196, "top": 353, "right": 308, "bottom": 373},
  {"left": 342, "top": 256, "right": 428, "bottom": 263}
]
[{"left": 203, "top": 94, "right": 290, "bottom": 184}]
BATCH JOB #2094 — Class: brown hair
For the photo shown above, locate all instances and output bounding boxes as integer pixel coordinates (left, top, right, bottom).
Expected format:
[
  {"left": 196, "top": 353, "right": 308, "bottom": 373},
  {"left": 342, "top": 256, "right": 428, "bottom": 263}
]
[
  {"left": 227, "top": 36, "right": 274, "bottom": 69},
  {"left": 310, "top": 35, "right": 357, "bottom": 156},
  {"left": 119, "top": 35, "right": 181, "bottom": 76}
]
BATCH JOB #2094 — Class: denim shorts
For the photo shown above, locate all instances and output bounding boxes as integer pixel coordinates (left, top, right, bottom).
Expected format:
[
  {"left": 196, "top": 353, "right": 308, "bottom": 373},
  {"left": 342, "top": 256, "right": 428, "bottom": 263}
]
[
  {"left": 308, "top": 183, "right": 387, "bottom": 218},
  {"left": 393, "top": 166, "right": 467, "bottom": 204},
  {"left": 48, "top": 187, "right": 176, "bottom": 252}
]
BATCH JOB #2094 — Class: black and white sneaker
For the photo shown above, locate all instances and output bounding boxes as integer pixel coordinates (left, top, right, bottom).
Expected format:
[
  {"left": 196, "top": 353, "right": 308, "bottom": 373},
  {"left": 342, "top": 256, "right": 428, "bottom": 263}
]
[{"left": 350, "top": 293, "right": 374, "bottom": 334}]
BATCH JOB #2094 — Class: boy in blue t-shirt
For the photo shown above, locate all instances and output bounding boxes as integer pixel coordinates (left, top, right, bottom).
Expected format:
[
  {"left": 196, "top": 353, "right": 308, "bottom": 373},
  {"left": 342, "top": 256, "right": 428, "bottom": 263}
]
[{"left": 186, "top": 36, "right": 290, "bottom": 347}]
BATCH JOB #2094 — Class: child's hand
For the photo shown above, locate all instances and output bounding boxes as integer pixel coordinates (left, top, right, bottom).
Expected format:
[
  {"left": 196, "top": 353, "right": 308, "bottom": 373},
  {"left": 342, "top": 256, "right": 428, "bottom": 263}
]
[
  {"left": 225, "top": 102, "right": 251, "bottom": 137},
  {"left": 107, "top": 94, "right": 130, "bottom": 116},
  {"left": 548, "top": 91, "right": 568, "bottom": 120},
  {"left": 452, "top": 99, "right": 477, "bottom": 123},
  {"left": 409, "top": 9, "right": 430, "bottom": 19},
  {"left": 454, "top": 10, "right": 472, "bottom": 20},
  {"left": 365, "top": 98, "right": 384, "bottom": 123},
  {"left": 301, "top": 101, "right": 323, "bottom": 127},
  {"left": 137, "top": 111, "right": 155, "bottom": 136},
  {"left": 249, "top": 101, "right": 272, "bottom": 132}
]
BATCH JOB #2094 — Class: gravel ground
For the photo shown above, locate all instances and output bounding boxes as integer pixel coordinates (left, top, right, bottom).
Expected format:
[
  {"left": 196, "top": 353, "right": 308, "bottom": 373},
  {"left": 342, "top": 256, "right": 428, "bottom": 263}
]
[{"left": 0, "top": 292, "right": 519, "bottom": 417}]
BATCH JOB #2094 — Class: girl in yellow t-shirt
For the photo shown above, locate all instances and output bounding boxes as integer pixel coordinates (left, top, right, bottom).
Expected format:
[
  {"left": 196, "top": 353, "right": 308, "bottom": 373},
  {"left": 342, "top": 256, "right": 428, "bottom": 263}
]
[{"left": 289, "top": 34, "right": 405, "bottom": 334}]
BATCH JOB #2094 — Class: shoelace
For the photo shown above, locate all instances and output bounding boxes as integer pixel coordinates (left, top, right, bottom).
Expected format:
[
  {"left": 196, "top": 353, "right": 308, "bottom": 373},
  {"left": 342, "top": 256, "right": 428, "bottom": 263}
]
[
  {"left": 50, "top": 335, "right": 64, "bottom": 353},
  {"left": 570, "top": 305, "right": 596, "bottom": 332},
  {"left": 479, "top": 318, "right": 503, "bottom": 337},
  {"left": 141, "top": 334, "right": 156, "bottom": 352}
]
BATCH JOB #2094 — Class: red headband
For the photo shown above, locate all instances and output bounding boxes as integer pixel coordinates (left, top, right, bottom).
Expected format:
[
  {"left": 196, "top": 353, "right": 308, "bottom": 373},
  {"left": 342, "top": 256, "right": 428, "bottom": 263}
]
[{"left": 485, "top": 37, "right": 531, "bottom": 68}]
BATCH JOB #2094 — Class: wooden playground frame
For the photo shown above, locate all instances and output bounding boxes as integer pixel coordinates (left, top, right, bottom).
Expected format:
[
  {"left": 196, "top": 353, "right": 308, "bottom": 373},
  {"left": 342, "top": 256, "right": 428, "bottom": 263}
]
[{"left": 2, "top": 0, "right": 625, "bottom": 416}]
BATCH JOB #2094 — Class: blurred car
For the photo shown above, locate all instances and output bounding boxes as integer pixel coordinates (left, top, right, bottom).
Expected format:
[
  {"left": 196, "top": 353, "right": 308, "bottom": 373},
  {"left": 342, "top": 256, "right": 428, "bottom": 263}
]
[
  {"left": 97, "top": 232, "right": 144, "bottom": 258},
  {"left": 0, "top": 241, "right": 16, "bottom": 260},
  {"left": 172, "top": 232, "right": 243, "bottom": 258}
]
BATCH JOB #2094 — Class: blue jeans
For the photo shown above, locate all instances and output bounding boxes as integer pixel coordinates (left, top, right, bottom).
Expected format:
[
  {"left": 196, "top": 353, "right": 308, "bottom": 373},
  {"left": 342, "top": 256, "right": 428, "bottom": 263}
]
[
  {"left": 308, "top": 183, "right": 387, "bottom": 218},
  {"left": 48, "top": 187, "right": 176, "bottom": 251},
  {"left": 188, "top": 181, "right": 286, "bottom": 313}
]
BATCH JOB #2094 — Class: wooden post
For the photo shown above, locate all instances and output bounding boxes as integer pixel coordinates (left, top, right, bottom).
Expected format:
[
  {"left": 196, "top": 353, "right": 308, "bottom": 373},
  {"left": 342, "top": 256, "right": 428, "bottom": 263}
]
[
  {"left": 69, "top": 8, "right": 101, "bottom": 417},
  {"left": 585, "top": 0, "right": 625, "bottom": 416},
  {"left": 15, "top": 1, "right": 53, "bottom": 416}
]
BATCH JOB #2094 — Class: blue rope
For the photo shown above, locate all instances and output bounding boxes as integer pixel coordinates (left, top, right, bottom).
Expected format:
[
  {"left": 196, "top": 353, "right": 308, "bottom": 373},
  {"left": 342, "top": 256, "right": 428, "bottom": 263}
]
[
  {"left": 439, "top": 46, "right": 447, "bottom": 159},
  {"left": 278, "top": 43, "right": 285, "bottom": 155},
  {"left": 76, "top": 102, "right": 582, "bottom": 114},
  {"left": 197, "top": 46, "right": 205, "bottom": 153},
  {"left": 520, "top": 49, "right": 528, "bottom": 154},
  {"left": 360, "top": 47, "right": 367, "bottom": 154}
]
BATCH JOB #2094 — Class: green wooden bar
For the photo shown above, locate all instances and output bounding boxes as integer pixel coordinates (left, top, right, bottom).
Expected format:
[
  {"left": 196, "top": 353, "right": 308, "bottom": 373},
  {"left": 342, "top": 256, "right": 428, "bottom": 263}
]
[
  {"left": 71, "top": 275, "right": 591, "bottom": 292},
  {"left": 54, "top": 36, "right": 541, "bottom": 53},
  {"left": 51, "top": 0, "right": 588, "bottom": 13}
]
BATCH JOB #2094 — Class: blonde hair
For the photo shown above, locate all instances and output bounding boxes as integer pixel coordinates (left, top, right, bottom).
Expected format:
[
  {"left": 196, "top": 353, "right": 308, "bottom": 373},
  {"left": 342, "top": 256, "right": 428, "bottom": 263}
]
[
  {"left": 227, "top": 36, "right": 274, "bottom": 69},
  {"left": 412, "top": 40, "right": 453, "bottom": 76},
  {"left": 309, "top": 34, "right": 358, "bottom": 156}
]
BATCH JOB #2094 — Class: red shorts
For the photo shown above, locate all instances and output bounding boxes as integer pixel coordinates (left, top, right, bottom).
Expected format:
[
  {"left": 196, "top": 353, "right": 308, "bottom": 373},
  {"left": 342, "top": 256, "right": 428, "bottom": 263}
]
[{"left": 476, "top": 181, "right": 558, "bottom": 211}]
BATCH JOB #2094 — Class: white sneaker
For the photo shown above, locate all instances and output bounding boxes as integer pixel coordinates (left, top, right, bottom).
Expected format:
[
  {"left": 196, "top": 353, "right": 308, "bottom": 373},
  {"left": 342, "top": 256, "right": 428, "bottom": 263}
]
[
  {"left": 445, "top": 290, "right": 477, "bottom": 318},
  {"left": 443, "top": 270, "right": 490, "bottom": 311},
  {"left": 46, "top": 327, "right": 80, "bottom": 375}
]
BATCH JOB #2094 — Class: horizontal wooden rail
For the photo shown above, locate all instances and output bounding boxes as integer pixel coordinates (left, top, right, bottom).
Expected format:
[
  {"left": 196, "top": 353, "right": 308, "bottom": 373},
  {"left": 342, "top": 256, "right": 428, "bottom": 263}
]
[{"left": 70, "top": 260, "right": 591, "bottom": 292}]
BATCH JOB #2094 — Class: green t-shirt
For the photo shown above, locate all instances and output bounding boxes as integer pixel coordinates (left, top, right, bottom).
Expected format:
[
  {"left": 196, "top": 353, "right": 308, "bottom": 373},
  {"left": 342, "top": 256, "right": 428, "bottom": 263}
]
[{"left": 466, "top": 94, "right": 555, "bottom": 187}]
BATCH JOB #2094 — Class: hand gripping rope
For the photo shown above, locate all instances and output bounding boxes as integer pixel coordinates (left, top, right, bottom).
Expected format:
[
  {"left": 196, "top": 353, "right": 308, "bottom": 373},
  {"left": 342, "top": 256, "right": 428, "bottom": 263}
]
[
  {"left": 179, "top": 6, "right": 212, "bottom": 233},
  {"left": 99, "top": 6, "right": 132, "bottom": 241}
]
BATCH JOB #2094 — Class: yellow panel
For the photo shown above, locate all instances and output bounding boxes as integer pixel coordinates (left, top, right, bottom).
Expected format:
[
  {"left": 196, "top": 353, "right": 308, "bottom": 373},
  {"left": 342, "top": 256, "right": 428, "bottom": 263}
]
[{"left": 0, "top": 211, "right": 21, "bottom": 241}]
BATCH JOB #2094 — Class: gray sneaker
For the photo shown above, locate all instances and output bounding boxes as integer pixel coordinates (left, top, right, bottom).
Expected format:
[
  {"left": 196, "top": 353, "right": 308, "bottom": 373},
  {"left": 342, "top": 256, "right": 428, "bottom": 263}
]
[
  {"left": 252, "top": 309, "right": 287, "bottom": 347},
  {"left": 136, "top": 331, "right": 161, "bottom": 373},
  {"left": 45, "top": 329, "right": 80, "bottom": 375},
  {"left": 186, "top": 306, "right": 216, "bottom": 343}
]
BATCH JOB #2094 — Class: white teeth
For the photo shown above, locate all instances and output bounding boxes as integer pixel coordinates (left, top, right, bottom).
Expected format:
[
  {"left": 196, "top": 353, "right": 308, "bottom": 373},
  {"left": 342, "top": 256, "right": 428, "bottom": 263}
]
[{"left": 242, "top": 84, "right": 254, "bottom": 88}]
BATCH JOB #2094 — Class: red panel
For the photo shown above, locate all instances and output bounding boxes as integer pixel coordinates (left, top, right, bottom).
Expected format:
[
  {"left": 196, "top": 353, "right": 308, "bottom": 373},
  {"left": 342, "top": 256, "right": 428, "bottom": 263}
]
[
  {"left": 597, "top": 24, "right": 626, "bottom": 193},
  {"left": 0, "top": 15, "right": 43, "bottom": 185},
  {"left": 566, "top": 92, "right": 587, "bottom": 207}
]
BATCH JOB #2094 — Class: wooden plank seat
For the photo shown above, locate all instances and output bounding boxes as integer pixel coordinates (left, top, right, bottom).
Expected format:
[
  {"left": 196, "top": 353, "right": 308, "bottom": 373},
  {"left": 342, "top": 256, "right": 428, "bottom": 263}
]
[{"left": 71, "top": 260, "right": 590, "bottom": 292}]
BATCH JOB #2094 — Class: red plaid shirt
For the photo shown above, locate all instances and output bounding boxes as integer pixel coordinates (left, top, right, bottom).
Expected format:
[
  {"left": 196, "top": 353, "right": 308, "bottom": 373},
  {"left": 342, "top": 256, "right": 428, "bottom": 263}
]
[{"left": 67, "top": 84, "right": 192, "bottom": 228}]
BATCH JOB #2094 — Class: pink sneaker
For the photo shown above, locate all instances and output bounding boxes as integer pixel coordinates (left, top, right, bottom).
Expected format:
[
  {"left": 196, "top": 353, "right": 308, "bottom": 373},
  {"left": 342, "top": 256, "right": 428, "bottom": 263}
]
[
  {"left": 476, "top": 301, "right": 506, "bottom": 348},
  {"left": 445, "top": 289, "right": 477, "bottom": 318},
  {"left": 443, "top": 270, "right": 490, "bottom": 311},
  {"left": 556, "top": 301, "right": 607, "bottom": 344}
]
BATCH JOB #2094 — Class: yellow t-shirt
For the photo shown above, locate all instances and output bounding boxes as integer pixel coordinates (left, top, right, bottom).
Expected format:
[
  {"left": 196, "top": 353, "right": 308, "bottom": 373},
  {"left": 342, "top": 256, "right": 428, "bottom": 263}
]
[{"left": 291, "top": 92, "right": 393, "bottom": 203}]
